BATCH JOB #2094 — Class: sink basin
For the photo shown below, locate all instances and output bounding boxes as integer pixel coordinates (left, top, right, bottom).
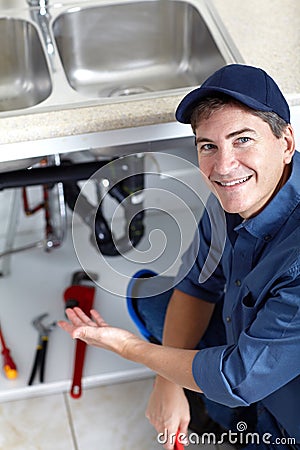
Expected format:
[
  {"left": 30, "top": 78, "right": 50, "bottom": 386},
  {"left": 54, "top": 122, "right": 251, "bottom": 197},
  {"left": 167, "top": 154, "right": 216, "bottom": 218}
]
[
  {"left": 0, "top": 18, "right": 52, "bottom": 112},
  {"left": 52, "top": 0, "right": 226, "bottom": 98}
]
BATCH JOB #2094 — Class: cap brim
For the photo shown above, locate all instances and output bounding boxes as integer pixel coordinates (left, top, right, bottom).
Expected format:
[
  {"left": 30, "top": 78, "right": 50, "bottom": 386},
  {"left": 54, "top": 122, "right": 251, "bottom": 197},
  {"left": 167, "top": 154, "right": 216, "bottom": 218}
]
[{"left": 175, "top": 86, "right": 273, "bottom": 124}]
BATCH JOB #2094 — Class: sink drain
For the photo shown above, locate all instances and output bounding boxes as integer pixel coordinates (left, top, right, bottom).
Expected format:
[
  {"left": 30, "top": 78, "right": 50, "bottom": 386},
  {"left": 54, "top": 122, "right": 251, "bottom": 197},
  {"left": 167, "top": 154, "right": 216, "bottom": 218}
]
[{"left": 108, "top": 86, "right": 151, "bottom": 97}]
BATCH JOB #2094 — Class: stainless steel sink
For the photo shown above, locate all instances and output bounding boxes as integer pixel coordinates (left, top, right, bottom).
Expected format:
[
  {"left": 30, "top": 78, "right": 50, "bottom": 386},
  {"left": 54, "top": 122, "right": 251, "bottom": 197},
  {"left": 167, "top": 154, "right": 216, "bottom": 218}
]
[
  {"left": 0, "top": 0, "right": 241, "bottom": 116},
  {"left": 0, "top": 17, "right": 52, "bottom": 112},
  {"left": 0, "top": 0, "right": 242, "bottom": 171},
  {"left": 52, "top": 0, "right": 227, "bottom": 98}
]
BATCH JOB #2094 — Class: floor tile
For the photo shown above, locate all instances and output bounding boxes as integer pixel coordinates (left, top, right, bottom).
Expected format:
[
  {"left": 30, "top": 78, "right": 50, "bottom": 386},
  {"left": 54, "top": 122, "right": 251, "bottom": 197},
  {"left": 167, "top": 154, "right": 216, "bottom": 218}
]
[
  {"left": 67, "top": 378, "right": 218, "bottom": 450},
  {"left": 0, "top": 393, "right": 74, "bottom": 450},
  {"left": 67, "top": 378, "right": 162, "bottom": 450}
]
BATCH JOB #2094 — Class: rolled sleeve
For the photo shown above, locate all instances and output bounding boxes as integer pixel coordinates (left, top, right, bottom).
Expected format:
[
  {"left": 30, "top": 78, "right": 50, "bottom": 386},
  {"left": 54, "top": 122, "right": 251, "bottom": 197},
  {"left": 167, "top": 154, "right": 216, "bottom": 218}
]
[
  {"left": 192, "top": 347, "right": 250, "bottom": 407},
  {"left": 192, "top": 285, "right": 300, "bottom": 408}
]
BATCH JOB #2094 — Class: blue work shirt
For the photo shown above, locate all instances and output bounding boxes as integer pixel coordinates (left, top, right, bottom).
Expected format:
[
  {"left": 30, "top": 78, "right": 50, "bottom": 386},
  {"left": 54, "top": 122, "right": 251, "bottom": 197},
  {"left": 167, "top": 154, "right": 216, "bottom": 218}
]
[{"left": 175, "top": 151, "right": 300, "bottom": 441}]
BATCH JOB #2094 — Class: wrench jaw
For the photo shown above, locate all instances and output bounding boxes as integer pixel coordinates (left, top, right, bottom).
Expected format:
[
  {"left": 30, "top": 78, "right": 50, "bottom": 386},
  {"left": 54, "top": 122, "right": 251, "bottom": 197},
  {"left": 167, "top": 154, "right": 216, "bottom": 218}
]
[
  {"left": 32, "top": 313, "right": 56, "bottom": 336},
  {"left": 71, "top": 271, "right": 99, "bottom": 287},
  {"left": 64, "top": 271, "right": 98, "bottom": 312},
  {"left": 32, "top": 313, "right": 48, "bottom": 329}
]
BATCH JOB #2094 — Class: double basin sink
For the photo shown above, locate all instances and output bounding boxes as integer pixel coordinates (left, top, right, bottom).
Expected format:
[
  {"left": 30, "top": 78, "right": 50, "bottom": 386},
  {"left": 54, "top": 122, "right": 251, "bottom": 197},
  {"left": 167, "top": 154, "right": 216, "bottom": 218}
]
[{"left": 0, "top": 0, "right": 241, "bottom": 115}]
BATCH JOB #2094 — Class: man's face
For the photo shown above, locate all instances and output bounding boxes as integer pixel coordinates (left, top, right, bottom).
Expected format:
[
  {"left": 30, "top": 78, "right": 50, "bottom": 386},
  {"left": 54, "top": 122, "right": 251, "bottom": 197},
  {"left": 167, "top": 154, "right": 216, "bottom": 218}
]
[{"left": 195, "top": 104, "right": 295, "bottom": 219}]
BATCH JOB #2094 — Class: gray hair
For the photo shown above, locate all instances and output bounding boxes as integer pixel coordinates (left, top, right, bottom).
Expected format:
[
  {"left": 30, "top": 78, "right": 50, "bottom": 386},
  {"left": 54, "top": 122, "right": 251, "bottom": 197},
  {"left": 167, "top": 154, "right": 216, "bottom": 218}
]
[{"left": 190, "top": 94, "right": 288, "bottom": 138}]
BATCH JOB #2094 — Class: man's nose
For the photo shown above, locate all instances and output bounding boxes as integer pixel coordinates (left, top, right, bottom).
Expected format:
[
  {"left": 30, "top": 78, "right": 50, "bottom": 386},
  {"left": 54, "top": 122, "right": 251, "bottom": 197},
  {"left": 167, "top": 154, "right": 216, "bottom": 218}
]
[{"left": 214, "top": 148, "right": 238, "bottom": 175}]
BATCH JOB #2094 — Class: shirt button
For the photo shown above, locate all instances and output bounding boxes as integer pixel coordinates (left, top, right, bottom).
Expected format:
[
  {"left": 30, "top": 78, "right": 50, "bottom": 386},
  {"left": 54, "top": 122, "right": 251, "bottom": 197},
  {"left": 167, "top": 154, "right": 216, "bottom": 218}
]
[
  {"left": 264, "top": 234, "right": 272, "bottom": 241},
  {"left": 235, "top": 279, "right": 241, "bottom": 287},
  {"left": 226, "top": 316, "right": 231, "bottom": 323}
]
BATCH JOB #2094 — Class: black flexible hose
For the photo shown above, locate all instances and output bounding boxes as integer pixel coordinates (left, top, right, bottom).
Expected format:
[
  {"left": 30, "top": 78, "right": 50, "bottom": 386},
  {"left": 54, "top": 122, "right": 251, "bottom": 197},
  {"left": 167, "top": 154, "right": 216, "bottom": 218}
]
[
  {"left": 0, "top": 161, "right": 110, "bottom": 190},
  {"left": 63, "top": 174, "right": 145, "bottom": 256}
]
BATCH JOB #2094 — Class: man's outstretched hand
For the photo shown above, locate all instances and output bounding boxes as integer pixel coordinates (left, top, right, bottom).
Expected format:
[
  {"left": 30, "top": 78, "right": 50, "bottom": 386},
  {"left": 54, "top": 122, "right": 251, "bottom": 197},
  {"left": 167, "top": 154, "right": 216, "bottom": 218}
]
[{"left": 58, "top": 307, "right": 141, "bottom": 357}]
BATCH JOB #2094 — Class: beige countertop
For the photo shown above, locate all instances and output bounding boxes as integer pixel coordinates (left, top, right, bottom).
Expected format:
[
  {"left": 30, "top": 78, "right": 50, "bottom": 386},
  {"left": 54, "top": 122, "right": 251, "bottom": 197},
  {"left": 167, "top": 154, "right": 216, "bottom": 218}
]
[
  {"left": 212, "top": 0, "right": 300, "bottom": 97},
  {"left": 1, "top": 0, "right": 300, "bottom": 150}
]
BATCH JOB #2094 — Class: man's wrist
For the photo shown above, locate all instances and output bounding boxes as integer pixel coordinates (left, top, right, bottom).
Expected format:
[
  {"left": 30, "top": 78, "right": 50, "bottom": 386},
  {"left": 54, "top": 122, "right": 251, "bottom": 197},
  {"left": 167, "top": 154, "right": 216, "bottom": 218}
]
[
  {"left": 154, "top": 374, "right": 183, "bottom": 391},
  {"left": 121, "top": 334, "right": 148, "bottom": 361}
]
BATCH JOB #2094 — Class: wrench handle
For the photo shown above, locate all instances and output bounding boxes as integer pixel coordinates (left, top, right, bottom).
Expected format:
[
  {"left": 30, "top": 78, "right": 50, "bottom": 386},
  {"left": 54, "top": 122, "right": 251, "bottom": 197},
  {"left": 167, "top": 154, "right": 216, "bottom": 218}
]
[
  {"left": 174, "top": 430, "right": 185, "bottom": 450},
  {"left": 39, "top": 337, "right": 48, "bottom": 383},
  {"left": 70, "top": 339, "right": 87, "bottom": 399}
]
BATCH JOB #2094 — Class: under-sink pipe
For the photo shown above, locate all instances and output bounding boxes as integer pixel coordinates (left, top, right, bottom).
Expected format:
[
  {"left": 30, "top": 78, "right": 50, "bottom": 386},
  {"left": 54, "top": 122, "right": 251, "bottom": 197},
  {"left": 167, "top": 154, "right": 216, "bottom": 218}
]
[
  {"left": 0, "top": 155, "right": 69, "bottom": 267},
  {"left": 0, "top": 160, "right": 110, "bottom": 190},
  {"left": 0, "top": 157, "right": 145, "bottom": 257}
]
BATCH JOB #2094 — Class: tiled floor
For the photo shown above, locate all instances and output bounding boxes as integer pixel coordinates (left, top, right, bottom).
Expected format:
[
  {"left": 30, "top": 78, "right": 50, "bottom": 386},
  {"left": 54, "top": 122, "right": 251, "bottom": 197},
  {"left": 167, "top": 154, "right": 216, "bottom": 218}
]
[{"left": 0, "top": 377, "right": 235, "bottom": 450}]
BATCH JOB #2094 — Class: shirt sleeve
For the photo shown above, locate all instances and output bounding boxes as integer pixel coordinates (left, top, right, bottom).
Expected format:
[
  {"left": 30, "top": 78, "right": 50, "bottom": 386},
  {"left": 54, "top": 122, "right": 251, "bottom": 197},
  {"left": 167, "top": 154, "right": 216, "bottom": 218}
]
[
  {"left": 193, "top": 270, "right": 300, "bottom": 407},
  {"left": 175, "top": 194, "right": 227, "bottom": 303}
]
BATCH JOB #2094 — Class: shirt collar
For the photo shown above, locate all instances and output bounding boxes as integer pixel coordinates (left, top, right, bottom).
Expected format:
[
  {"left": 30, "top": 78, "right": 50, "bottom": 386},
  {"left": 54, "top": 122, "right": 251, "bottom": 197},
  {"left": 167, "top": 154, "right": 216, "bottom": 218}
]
[{"left": 235, "top": 151, "right": 300, "bottom": 240}]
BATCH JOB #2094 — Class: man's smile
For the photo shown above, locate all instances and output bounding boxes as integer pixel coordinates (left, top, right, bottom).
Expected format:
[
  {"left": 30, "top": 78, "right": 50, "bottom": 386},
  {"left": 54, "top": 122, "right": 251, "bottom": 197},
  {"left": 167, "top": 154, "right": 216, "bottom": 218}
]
[{"left": 213, "top": 175, "right": 253, "bottom": 187}]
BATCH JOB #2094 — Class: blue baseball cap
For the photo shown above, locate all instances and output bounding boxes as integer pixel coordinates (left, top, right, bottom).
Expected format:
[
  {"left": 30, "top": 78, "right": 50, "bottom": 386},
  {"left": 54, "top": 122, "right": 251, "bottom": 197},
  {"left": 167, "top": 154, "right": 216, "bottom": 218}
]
[{"left": 175, "top": 64, "right": 290, "bottom": 124}]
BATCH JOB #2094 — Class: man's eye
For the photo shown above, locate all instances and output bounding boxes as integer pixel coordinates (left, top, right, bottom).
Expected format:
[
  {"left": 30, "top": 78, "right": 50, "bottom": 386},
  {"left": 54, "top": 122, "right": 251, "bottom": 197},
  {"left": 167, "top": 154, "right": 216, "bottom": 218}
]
[
  {"left": 237, "top": 136, "right": 251, "bottom": 144},
  {"left": 199, "top": 143, "right": 215, "bottom": 152}
]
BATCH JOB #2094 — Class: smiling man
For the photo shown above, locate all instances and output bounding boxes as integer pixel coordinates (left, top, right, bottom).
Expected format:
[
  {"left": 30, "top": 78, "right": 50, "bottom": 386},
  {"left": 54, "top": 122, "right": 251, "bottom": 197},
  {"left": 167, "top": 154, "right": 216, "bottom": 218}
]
[
  {"left": 193, "top": 100, "right": 294, "bottom": 218},
  {"left": 59, "top": 65, "right": 300, "bottom": 450}
]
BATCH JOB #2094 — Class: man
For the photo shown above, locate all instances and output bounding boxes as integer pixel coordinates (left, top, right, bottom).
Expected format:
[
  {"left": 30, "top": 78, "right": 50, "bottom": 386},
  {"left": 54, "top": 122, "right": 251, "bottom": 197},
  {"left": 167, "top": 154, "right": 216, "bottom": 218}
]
[{"left": 59, "top": 64, "right": 300, "bottom": 449}]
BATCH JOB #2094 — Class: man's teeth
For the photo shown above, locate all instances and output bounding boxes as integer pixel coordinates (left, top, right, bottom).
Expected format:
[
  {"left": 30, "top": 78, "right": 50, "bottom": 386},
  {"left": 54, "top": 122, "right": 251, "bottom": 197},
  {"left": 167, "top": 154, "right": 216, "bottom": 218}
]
[{"left": 218, "top": 176, "right": 250, "bottom": 187}]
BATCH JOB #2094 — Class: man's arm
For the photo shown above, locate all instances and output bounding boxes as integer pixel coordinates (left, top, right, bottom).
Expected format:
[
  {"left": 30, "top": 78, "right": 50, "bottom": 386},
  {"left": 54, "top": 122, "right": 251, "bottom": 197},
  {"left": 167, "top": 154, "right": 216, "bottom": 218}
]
[
  {"left": 162, "top": 288, "right": 216, "bottom": 348},
  {"left": 151, "top": 287, "right": 215, "bottom": 394},
  {"left": 58, "top": 292, "right": 215, "bottom": 389},
  {"left": 144, "top": 289, "right": 215, "bottom": 447}
]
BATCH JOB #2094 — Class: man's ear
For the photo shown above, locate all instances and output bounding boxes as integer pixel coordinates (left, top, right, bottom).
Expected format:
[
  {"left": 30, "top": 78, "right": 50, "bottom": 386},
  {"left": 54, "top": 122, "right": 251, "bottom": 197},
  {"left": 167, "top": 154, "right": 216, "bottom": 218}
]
[{"left": 282, "top": 124, "right": 296, "bottom": 164}]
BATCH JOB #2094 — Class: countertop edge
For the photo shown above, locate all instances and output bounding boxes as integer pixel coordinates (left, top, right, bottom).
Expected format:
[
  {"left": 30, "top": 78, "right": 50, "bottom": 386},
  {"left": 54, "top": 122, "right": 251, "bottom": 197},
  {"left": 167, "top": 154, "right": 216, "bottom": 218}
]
[{"left": 1, "top": 93, "right": 300, "bottom": 146}]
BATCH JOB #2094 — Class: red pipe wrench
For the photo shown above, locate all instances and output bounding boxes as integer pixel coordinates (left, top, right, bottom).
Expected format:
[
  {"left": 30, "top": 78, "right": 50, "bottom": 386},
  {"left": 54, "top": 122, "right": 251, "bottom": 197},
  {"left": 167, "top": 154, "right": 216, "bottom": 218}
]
[
  {"left": 63, "top": 271, "right": 98, "bottom": 399},
  {"left": 174, "top": 430, "right": 185, "bottom": 450}
]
